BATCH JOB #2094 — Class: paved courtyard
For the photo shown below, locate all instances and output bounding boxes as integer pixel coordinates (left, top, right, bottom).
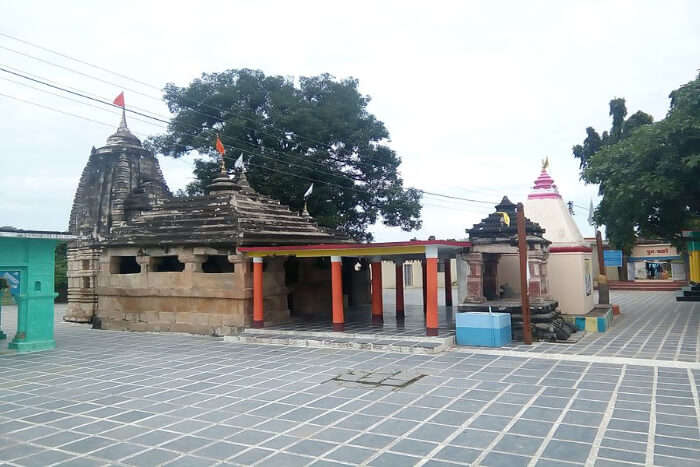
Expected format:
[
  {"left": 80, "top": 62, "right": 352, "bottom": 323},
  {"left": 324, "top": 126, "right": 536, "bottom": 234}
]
[{"left": 0, "top": 292, "right": 699, "bottom": 466}]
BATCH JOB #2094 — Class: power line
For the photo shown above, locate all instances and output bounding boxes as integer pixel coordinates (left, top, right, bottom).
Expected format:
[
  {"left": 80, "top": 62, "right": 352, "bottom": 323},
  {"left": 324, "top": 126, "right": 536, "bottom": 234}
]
[
  {"left": 0, "top": 33, "right": 514, "bottom": 206},
  {"left": 0, "top": 76, "right": 162, "bottom": 128},
  {"left": 0, "top": 65, "right": 501, "bottom": 206},
  {"left": 0, "top": 65, "right": 367, "bottom": 185},
  {"left": 0, "top": 35, "right": 405, "bottom": 170},
  {"left": 0, "top": 31, "right": 160, "bottom": 90}
]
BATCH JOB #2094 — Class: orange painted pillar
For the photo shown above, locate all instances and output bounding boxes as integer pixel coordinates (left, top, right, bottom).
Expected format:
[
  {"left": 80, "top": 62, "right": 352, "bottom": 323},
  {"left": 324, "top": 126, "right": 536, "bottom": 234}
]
[
  {"left": 426, "top": 247, "right": 439, "bottom": 336},
  {"left": 421, "top": 259, "right": 427, "bottom": 315},
  {"left": 252, "top": 257, "right": 264, "bottom": 328},
  {"left": 331, "top": 256, "right": 344, "bottom": 331},
  {"left": 371, "top": 260, "right": 383, "bottom": 324},
  {"left": 395, "top": 261, "right": 405, "bottom": 319},
  {"left": 444, "top": 259, "right": 453, "bottom": 306}
]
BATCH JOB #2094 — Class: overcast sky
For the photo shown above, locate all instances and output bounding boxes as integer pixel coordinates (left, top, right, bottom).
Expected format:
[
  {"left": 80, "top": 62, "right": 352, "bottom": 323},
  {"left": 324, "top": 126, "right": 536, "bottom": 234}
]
[{"left": 1, "top": 1, "right": 698, "bottom": 241}]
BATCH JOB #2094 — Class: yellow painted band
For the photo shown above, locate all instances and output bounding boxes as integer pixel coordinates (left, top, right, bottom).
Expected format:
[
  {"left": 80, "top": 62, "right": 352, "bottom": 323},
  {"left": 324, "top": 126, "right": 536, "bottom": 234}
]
[{"left": 245, "top": 245, "right": 427, "bottom": 258}]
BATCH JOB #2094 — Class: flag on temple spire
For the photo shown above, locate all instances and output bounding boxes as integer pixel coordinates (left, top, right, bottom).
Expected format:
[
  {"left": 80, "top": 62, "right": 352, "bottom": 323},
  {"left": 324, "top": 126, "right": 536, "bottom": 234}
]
[
  {"left": 234, "top": 153, "right": 244, "bottom": 170},
  {"left": 215, "top": 135, "right": 225, "bottom": 155},
  {"left": 113, "top": 92, "right": 125, "bottom": 108},
  {"left": 495, "top": 211, "right": 510, "bottom": 227},
  {"left": 304, "top": 183, "right": 314, "bottom": 199}
]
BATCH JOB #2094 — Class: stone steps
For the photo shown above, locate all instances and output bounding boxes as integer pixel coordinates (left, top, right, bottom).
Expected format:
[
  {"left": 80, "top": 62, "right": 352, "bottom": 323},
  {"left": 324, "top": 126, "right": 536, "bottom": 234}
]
[{"left": 224, "top": 328, "right": 454, "bottom": 354}]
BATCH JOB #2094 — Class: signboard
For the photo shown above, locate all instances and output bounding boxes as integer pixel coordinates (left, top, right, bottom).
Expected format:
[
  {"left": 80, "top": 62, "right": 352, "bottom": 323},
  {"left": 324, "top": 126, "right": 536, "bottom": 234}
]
[
  {"left": 0, "top": 271, "right": 21, "bottom": 296},
  {"left": 603, "top": 250, "right": 623, "bottom": 267}
]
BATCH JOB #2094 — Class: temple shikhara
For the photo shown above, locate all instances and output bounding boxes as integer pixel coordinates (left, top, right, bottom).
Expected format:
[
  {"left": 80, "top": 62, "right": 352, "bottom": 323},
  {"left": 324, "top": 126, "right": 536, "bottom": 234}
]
[
  {"left": 64, "top": 112, "right": 351, "bottom": 335},
  {"left": 63, "top": 112, "right": 600, "bottom": 341}
]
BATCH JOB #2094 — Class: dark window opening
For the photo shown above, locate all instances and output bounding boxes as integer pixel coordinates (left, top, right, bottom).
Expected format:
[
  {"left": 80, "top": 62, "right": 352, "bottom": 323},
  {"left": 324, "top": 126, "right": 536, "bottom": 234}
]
[
  {"left": 82, "top": 277, "right": 90, "bottom": 288},
  {"left": 152, "top": 256, "right": 185, "bottom": 272},
  {"left": 202, "top": 255, "right": 234, "bottom": 273},
  {"left": 82, "top": 259, "right": 90, "bottom": 270},
  {"left": 110, "top": 256, "right": 141, "bottom": 274}
]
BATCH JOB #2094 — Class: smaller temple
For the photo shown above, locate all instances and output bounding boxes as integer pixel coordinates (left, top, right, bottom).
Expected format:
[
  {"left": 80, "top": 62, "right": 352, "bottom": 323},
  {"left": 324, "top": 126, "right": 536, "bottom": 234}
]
[
  {"left": 525, "top": 165, "right": 594, "bottom": 316},
  {"left": 463, "top": 196, "right": 551, "bottom": 303},
  {"left": 459, "top": 197, "right": 577, "bottom": 341}
]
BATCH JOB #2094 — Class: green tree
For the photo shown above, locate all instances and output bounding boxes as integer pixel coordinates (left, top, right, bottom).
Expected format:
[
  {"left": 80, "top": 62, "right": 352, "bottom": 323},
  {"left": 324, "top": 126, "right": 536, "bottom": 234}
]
[
  {"left": 151, "top": 69, "right": 422, "bottom": 241},
  {"left": 572, "top": 74, "right": 700, "bottom": 252}
]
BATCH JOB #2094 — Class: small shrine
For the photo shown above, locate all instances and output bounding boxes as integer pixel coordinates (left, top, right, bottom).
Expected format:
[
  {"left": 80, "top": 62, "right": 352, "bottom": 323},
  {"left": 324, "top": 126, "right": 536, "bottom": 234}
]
[
  {"left": 463, "top": 196, "right": 551, "bottom": 303},
  {"left": 459, "top": 197, "right": 578, "bottom": 341},
  {"left": 524, "top": 162, "right": 594, "bottom": 316}
]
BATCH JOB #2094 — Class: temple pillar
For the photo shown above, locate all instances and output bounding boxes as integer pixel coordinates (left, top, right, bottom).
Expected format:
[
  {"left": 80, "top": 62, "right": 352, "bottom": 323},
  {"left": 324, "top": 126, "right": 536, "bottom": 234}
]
[
  {"left": 443, "top": 258, "right": 453, "bottom": 306},
  {"left": 465, "top": 253, "right": 486, "bottom": 303},
  {"left": 456, "top": 254, "right": 469, "bottom": 303},
  {"left": 370, "top": 259, "right": 383, "bottom": 324},
  {"left": 527, "top": 252, "right": 548, "bottom": 301},
  {"left": 252, "top": 257, "right": 264, "bottom": 328},
  {"left": 395, "top": 260, "right": 405, "bottom": 319},
  {"left": 331, "top": 256, "right": 344, "bottom": 331},
  {"left": 421, "top": 258, "right": 427, "bottom": 314},
  {"left": 425, "top": 247, "right": 439, "bottom": 336}
]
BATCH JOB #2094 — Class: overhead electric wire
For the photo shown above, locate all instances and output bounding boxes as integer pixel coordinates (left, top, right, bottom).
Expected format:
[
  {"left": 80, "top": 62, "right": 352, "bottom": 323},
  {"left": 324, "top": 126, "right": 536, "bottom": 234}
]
[
  {"left": 0, "top": 64, "right": 501, "bottom": 207},
  {"left": 0, "top": 64, "right": 374, "bottom": 183},
  {"left": 0, "top": 75, "right": 163, "bottom": 128},
  {"left": 0, "top": 35, "right": 412, "bottom": 171},
  {"left": 0, "top": 34, "right": 517, "bottom": 207},
  {"left": 0, "top": 91, "right": 420, "bottom": 203}
]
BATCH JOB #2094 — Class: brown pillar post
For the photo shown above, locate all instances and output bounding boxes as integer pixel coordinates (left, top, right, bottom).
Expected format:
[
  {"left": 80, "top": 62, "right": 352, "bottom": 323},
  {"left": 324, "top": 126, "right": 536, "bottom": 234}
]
[
  {"left": 395, "top": 261, "right": 405, "bottom": 319},
  {"left": 596, "top": 230, "right": 610, "bottom": 304},
  {"left": 371, "top": 259, "right": 383, "bottom": 324},
  {"left": 517, "top": 203, "right": 532, "bottom": 345},
  {"left": 252, "top": 257, "right": 264, "bottom": 328},
  {"left": 444, "top": 259, "right": 453, "bottom": 306},
  {"left": 331, "top": 256, "right": 344, "bottom": 332},
  {"left": 421, "top": 258, "right": 427, "bottom": 315}
]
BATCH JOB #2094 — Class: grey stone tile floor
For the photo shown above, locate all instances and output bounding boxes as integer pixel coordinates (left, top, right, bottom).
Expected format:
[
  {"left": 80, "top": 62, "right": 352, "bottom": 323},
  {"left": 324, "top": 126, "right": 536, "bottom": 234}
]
[{"left": 0, "top": 292, "right": 699, "bottom": 466}]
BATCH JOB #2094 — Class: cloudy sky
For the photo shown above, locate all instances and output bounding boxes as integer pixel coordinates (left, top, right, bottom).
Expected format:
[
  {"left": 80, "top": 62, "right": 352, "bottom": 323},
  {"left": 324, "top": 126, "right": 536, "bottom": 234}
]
[{"left": 0, "top": 1, "right": 698, "bottom": 241}]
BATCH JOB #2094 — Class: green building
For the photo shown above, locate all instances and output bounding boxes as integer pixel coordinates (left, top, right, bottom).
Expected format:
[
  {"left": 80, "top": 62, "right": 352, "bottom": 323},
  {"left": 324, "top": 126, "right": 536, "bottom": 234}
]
[{"left": 0, "top": 228, "right": 74, "bottom": 353}]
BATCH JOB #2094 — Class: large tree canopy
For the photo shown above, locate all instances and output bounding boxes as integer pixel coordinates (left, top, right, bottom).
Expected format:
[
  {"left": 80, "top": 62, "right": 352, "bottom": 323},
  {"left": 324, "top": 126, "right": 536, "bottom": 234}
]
[
  {"left": 572, "top": 74, "right": 700, "bottom": 252},
  {"left": 151, "top": 69, "right": 422, "bottom": 241}
]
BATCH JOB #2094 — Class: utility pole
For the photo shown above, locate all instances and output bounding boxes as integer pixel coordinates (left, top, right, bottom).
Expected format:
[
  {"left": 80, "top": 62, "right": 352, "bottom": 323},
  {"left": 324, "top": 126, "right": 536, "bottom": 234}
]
[
  {"left": 517, "top": 203, "right": 533, "bottom": 345},
  {"left": 595, "top": 230, "right": 610, "bottom": 305}
]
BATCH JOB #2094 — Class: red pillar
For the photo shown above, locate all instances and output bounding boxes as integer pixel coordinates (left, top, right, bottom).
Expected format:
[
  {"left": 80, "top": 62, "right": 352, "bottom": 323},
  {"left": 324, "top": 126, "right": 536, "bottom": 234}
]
[
  {"left": 371, "top": 260, "right": 383, "bottom": 324},
  {"left": 253, "top": 257, "right": 264, "bottom": 328},
  {"left": 395, "top": 261, "right": 405, "bottom": 319},
  {"left": 331, "top": 256, "right": 344, "bottom": 332},
  {"left": 444, "top": 259, "right": 453, "bottom": 306},
  {"left": 426, "top": 248, "right": 439, "bottom": 336},
  {"left": 421, "top": 259, "right": 427, "bottom": 315}
]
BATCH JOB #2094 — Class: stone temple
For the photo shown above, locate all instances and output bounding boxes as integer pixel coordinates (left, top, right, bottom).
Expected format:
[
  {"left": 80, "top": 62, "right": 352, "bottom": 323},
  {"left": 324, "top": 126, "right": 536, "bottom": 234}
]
[{"left": 64, "top": 112, "right": 352, "bottom": 335}]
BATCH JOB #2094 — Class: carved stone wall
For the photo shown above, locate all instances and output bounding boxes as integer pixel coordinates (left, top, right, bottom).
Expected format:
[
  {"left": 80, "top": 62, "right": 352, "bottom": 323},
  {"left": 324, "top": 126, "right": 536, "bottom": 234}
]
[
  {"left": 94, "top": 246, "right": 294, "bottom": 335},
  {"left": 65, "top": 246, "right": 102, "bottom": 323}
]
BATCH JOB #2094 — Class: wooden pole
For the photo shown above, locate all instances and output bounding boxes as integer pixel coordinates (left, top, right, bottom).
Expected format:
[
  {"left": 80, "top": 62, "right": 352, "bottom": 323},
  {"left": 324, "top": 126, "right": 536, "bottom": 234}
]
[
  {"left": 517, "top": 203, "right": 532, "bottom": 345},
  {"left": 595, "top": 230, "right": 610, "bottom": 304}
]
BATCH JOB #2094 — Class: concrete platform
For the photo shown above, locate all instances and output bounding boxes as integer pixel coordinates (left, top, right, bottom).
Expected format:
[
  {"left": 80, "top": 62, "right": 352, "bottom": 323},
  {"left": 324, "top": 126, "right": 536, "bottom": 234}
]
[{"left": 225, "top": 328, "right": 454, "bottom": 354}]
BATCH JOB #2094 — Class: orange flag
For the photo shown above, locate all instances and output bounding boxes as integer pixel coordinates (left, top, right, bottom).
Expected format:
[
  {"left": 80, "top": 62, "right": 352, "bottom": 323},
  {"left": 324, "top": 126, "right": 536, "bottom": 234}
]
[
  {"left": 215, "top": 136, "right": 225, "bottom": 155},
  {"left": 113, "top": 92, "right": 125, "bottom": 108}
]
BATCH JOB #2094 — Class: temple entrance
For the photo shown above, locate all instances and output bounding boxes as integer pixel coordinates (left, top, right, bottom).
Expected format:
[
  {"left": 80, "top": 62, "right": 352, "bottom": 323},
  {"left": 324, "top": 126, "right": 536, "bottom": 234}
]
[{"left": 239, "top": 240, "right": 469, "bottom": 337}]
